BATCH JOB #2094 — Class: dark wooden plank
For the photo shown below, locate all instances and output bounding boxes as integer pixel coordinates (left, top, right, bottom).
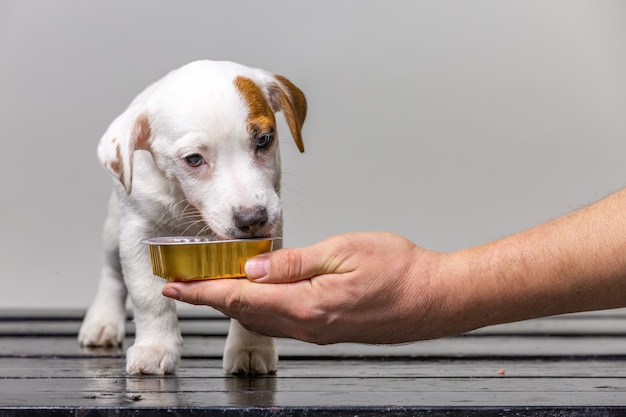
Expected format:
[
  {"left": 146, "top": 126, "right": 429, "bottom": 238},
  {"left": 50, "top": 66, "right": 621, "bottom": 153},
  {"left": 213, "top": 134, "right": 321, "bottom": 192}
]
[
  {"left": 1, "top": 409, "right": 625, "bottom": 417},
  {"left": 1, "top": 356, "right": 626, "bottom": 408},
  {"left": 0, "top": 320, "right": 230, "bottom": 337},
  {"left": 3, "top": 371, "right": 626, "bottom": 407},
  {"left": 2, "top": 357, "right": 626, "bottom": 378},
  {"left": 3, "top": 315, "right": 626, "bottom": 337},
  {"left": 2, "top": 308, "right": 625, "bottom": 338},
  {"left": 1, "top": 335, "right": 625, "bottom": 359}
]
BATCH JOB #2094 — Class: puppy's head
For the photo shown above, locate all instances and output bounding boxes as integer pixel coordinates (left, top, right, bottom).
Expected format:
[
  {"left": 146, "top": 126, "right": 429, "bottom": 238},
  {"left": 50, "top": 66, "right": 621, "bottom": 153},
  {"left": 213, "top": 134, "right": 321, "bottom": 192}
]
[{"left": 98, "top": 60, "right": 306, "bottom": 239}]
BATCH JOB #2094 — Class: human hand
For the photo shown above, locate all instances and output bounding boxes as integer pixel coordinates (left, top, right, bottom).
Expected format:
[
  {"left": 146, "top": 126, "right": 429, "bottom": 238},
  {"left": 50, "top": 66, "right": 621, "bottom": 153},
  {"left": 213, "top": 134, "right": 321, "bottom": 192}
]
[
  {"left": 162, "top": 232, "right": 447, "bottom": 344},
  {"left": 164, "top": 188, "right": 626, "bottom": 344}
]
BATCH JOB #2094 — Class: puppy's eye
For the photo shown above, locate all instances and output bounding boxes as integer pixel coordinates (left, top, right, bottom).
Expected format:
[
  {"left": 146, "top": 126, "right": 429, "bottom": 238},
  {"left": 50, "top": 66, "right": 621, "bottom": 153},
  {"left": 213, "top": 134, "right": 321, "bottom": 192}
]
[
  {"left": 184, "top": 154, "right": 204, "bottom": 167},
  {"left": 255, "top": 133, "right": 274, "bottom": 150}
]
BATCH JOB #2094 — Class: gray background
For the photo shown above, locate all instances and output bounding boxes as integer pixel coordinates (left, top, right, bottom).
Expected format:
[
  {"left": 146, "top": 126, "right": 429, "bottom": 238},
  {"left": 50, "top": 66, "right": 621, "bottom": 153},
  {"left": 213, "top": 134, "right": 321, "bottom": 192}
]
[{"left": 1, "top": 1, "right": 625, "bottom": 309}]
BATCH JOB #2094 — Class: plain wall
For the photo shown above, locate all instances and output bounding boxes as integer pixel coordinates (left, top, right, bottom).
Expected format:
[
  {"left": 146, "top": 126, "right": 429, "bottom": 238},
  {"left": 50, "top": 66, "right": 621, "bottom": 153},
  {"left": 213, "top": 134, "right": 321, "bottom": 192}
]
[{"left": 1, "top": 0, "right": 626, "bottom": 309}]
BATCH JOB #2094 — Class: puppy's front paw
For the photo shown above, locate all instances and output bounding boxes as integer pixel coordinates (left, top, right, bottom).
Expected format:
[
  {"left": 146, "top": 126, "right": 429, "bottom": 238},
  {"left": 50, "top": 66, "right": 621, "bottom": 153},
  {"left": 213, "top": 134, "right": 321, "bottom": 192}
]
[
  {"left": 223, "top": 340, "right": 278, "bottom": 375},
  {"left": 78, "top": 308, "right": 125, "bottom": 347},
  {"left": 125, "top": 343, "right": 181, "bottom": 375}
]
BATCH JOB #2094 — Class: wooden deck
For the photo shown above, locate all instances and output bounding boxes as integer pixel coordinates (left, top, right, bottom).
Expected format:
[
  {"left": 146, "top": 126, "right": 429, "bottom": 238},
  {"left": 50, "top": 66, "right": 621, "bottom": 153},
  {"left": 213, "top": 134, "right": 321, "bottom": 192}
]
[{"left": 1, "top": 308, "right": 625, "bottom": 416}]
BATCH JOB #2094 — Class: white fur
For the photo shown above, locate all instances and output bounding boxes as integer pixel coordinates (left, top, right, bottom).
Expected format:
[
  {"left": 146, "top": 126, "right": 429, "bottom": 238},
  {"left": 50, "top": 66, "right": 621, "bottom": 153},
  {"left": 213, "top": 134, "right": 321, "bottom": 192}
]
[{"left": 78, "top": 60, "right": 306, "bottom": 375}]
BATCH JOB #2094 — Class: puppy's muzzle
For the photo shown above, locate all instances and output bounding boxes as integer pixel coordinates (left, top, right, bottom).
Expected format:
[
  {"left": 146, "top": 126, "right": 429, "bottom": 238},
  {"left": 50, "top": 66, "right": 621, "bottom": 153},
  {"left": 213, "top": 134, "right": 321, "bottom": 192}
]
[{"left": 233, "top": 206, "right": 269, "bottom": 236}]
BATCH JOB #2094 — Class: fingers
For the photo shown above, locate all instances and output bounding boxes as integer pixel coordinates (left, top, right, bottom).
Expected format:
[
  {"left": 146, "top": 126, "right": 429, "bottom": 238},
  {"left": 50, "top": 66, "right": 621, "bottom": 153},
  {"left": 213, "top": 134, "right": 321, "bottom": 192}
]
[
  {"left": 244, "top": 249, "right": 308, "bottom": 283},
  {"left": 163, "top": 279, "right": 247, "bottom": 313},
  {"left": 162, "top": 278, "right": 300, "bottom": 318},
  {"left": 161, "top": 278, "right": 315, "bottom": 340},
  {"left": 245, "top": 238, "right": 345, "bottom": 283}
]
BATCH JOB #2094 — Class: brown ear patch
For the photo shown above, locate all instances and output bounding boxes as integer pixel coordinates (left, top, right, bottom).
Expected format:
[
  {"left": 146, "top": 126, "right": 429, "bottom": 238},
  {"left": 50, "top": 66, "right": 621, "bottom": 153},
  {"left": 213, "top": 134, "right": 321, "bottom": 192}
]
[
  {"left": 132, "top": 114, "right": 152, "bottom": 150},
  {"left": 268, "top": 75, "right": 307, "bottom": 153},
  {"left": 273, "top": 75, "right": 307, "bottom": 131},
  {"left": 107, "top": 142, "right": 125, "bottom": 187},
  {"left": 234, "top": 76, "right": 277, "bottom": 136}
]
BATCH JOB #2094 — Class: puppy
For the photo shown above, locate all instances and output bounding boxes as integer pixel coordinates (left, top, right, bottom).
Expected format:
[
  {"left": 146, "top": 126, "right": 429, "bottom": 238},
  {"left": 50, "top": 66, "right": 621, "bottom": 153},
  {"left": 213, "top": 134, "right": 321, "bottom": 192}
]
[{"left": 78, "top": 60, "right": 306, "bottom": 375}]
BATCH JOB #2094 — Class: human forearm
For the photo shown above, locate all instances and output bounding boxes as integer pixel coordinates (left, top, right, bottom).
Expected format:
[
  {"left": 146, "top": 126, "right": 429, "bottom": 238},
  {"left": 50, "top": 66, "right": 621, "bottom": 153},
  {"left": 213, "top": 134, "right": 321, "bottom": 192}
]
[{"left": 440, "top": 188, "right": 626, "bottom": 334}]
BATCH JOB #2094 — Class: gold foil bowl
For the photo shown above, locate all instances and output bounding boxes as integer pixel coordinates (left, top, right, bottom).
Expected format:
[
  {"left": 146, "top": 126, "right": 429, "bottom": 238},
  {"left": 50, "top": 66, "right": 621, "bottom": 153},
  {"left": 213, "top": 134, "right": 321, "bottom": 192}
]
[{"left": 141, "top": 237, "right": 280, "bottom": 281}]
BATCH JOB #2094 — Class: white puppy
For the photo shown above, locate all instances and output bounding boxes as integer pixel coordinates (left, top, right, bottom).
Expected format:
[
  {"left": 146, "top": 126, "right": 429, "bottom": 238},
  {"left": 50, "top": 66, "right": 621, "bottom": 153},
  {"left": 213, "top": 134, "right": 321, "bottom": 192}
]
[{"left": 78, "top": 60, "right": 306, "bottom": 375}]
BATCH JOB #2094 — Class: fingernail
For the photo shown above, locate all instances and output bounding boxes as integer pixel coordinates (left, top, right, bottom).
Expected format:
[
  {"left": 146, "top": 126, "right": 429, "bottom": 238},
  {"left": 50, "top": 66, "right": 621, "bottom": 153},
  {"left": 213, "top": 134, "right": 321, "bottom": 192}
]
[
  {"left": 245, "top": 255, "right": 269, "bottom": 280},
  {"left": 162, "top": 285, "right": 181, "bottom": 300}
]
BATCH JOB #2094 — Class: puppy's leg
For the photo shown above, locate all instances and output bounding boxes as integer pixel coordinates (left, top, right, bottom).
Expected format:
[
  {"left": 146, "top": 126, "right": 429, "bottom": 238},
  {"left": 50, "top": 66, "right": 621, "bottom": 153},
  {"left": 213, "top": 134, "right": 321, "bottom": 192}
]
[
  {"left": 79, "top": 192, "right": 128, "bottom": 347},
  {"left": 120, "top": 222, "right": 182, "bottom": 375},
  {"left": 223, "top": 319, "right": 278, "bottom": 375}
]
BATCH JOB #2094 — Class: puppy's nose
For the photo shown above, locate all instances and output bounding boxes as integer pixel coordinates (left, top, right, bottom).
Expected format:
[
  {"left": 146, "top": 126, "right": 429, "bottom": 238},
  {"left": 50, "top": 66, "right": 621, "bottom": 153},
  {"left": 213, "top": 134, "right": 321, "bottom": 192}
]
[{"left": 233, "top": 206, "right": 268, "bottom": 235}]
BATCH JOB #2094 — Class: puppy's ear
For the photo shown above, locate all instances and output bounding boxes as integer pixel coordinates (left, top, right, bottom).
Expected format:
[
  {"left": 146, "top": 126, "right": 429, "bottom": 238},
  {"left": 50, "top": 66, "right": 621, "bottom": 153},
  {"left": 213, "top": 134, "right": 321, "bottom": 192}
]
[
  {"left": 97, "top": 107, "right": 151, "bottom": 194},
  {"left": 268, "top": 75, "right": 307, "bottom": 153}
]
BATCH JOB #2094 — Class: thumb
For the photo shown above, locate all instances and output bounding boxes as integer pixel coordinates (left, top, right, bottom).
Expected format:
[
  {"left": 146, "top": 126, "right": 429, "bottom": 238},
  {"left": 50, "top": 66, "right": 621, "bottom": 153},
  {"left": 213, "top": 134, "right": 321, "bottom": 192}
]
[{"left": 245, "top": 245, "right": 333, "bottom": 283}]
